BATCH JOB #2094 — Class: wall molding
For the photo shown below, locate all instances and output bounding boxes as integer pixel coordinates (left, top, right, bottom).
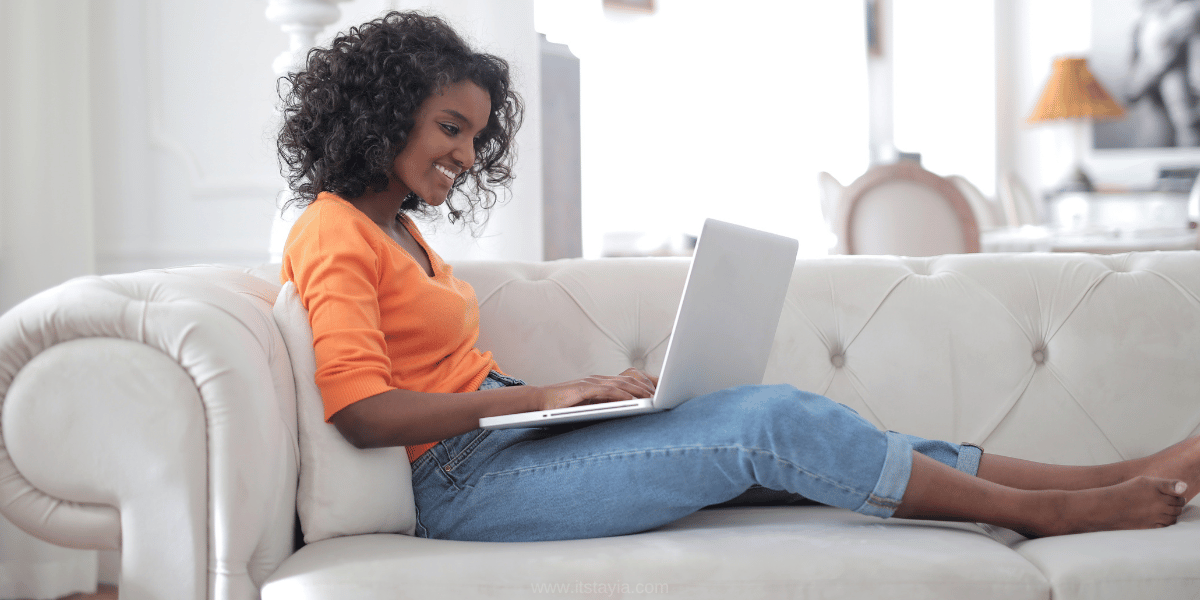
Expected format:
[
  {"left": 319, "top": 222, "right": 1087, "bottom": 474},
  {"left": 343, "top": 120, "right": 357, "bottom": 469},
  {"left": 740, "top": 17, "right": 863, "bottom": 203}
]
[{"left": 143, "top": 0, "right": 283, "bottom": 199}]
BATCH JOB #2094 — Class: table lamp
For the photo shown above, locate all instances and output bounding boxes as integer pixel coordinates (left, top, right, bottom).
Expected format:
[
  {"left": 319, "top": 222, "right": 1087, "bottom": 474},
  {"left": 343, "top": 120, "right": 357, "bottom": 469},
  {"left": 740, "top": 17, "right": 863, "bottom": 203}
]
[{"left": 1027, "top": 57, "right": 1126, "bottom": 192}]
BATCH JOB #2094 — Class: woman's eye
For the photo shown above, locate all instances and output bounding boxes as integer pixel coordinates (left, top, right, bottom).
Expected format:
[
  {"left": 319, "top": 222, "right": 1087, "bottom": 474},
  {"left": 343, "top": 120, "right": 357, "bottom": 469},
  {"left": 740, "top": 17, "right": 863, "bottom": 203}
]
[{"left": 440, "top": 123, "right": 460, "bottom": 135}]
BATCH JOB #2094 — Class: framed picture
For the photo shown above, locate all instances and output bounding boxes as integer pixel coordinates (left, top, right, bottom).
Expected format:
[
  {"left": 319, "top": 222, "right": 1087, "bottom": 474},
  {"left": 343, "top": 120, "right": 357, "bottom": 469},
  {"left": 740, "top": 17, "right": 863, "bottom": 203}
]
[
  {"left": 603, "top": 0, "right": 655, "bottom": 14},
  {"left": 1092, "top": 0, "right": 1200, "bottom": 149}
]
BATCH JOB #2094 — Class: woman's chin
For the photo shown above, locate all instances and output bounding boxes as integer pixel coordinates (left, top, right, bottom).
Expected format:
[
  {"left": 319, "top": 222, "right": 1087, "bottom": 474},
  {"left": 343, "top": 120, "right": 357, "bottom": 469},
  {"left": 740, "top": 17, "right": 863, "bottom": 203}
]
[
  {"left": 423, "top": 192, "right": 449, "bottom": 207},
  {"left": 407, "top": 192, "right": 446, "bottom": 209}
]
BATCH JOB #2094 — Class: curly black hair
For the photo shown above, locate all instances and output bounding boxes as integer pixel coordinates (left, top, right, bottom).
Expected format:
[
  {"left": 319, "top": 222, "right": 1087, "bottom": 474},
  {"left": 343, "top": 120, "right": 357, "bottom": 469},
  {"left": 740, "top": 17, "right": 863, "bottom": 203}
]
[{"left": 276, "top": 11, "right": 523, "bottom": 228}]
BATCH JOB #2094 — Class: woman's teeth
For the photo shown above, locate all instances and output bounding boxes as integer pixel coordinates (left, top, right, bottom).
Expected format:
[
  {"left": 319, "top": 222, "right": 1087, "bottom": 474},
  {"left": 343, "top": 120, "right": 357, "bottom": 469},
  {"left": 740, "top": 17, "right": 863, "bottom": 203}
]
[{"left": 435, "top": 165, "right": 456, "bottom": 180}]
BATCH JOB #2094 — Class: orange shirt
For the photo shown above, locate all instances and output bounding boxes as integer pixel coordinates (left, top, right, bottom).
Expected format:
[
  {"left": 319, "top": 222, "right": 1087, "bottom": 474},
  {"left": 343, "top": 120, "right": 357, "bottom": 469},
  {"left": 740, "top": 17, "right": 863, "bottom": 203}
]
[{"left": 282, "top": 193, "right": 497, "bottom": 462}]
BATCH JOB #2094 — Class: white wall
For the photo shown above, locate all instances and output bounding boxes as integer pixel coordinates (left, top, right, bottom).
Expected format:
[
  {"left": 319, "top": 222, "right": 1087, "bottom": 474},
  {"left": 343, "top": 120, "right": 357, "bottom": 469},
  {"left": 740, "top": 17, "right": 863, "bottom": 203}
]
[{"left": 90, "top": 0, "right": 286, "bottom": 275}]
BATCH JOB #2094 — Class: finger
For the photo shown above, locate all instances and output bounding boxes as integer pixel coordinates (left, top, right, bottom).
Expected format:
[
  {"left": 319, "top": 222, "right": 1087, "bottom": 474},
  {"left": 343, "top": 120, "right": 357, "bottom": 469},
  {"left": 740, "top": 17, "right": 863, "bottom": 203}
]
[
  {"left": 616, "top": 374, "right": 656, "bottom": 398},
  {"left": 625, "top": 367, "right": 659, "bottom": 385},
  {"left": 577, "top": 382, "right": 636, "bottom": 403},
  {"left": 592, "top": 374, "right": 652, "bottom": 398},
  {"left": 616, "top": 369, "right": 658, "bottom": 395},
  {"left": 632, "top": 369, "right": 660, "bottom": 388}
]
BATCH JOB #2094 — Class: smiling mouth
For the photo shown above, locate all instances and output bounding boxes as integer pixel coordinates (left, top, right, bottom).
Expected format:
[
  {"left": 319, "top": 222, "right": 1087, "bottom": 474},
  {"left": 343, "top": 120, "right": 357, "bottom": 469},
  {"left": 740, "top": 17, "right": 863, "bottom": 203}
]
[{"left": 434, "top": 164, "right": 457, "bottom": 181}]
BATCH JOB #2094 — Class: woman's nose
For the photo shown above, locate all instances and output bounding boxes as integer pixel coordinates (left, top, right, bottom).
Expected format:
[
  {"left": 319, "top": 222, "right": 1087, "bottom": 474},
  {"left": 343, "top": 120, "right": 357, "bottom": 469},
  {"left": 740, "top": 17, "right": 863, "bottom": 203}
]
[{"left": 454, "top": 141, "right": 475, "bottom": 172}]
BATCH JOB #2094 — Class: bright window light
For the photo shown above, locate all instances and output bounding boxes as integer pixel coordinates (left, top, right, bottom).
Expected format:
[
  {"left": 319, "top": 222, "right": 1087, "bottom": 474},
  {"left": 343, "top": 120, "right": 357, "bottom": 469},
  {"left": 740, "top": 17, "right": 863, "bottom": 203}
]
[
  {"left": 893, "top": 0, "right": 996, "bottom": 196},
  {"left": 536, "top": 0, "right": 869, "bottom": 257}
]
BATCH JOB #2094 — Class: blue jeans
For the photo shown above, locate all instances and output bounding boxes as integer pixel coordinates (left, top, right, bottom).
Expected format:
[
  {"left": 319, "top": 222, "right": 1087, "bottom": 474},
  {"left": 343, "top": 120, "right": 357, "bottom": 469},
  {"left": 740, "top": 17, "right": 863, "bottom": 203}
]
[{"left": 410, "top": 373, "right": 982, "bottom": 542}]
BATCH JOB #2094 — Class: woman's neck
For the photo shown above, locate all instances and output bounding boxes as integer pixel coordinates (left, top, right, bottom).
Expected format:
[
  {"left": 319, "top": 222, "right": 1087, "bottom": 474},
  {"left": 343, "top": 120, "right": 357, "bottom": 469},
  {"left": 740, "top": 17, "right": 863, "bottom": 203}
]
[{"left": 350, "top": 186, "right": 409, "bottom": 233}]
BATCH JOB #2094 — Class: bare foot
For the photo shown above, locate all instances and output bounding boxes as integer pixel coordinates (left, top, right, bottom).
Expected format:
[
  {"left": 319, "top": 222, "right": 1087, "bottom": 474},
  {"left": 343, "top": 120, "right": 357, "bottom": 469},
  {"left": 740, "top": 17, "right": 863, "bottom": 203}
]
[
  {"left": 1138, "top": 435, "right": 1200, "bottom": 503},
  {"left": 1031, "top": 476, "right": 1187, "bottom": 537}
]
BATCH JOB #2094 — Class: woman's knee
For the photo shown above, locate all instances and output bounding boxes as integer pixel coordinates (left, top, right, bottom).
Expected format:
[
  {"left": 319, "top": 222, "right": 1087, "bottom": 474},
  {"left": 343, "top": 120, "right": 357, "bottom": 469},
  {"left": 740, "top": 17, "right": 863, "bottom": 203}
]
[
  {"left": 683, "top": 384, "right": 826, "bottom": 431},
  {"left": 683, "top": 384, "right": 878, "bottom": 442},
  {"left": 736, "top": 384, "right": 839, "bottom": 416}
]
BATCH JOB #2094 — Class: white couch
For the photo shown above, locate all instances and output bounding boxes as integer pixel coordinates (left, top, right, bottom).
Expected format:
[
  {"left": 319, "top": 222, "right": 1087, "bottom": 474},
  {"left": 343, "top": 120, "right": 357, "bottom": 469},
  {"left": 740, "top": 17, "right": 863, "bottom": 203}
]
[{"left": 2, "top": 252, "right": 1200, "bottom": 600}]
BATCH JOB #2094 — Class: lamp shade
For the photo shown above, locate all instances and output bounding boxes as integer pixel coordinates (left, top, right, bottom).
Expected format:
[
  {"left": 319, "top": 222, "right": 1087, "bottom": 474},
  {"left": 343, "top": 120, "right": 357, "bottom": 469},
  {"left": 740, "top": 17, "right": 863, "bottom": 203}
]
[{"left": 1027, "top": 57, "right": 1126, "bottom": 123}]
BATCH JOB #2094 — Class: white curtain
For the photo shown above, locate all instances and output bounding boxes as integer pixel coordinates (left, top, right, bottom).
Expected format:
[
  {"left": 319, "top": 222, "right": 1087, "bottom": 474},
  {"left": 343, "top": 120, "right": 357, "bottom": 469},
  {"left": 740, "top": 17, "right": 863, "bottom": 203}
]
[
  {"left": 0, "top": 1, "right": 101, "bottom": 598},
  {"left": 0, "top": 0, "right": 97, "bottom": 311}
]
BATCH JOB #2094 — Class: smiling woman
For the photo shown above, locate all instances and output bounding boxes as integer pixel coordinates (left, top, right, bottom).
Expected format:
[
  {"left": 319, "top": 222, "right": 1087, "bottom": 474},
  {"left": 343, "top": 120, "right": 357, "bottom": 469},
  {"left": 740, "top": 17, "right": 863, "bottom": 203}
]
[{"left": 276, "top": 11, "right": 522, "bottom": 231}]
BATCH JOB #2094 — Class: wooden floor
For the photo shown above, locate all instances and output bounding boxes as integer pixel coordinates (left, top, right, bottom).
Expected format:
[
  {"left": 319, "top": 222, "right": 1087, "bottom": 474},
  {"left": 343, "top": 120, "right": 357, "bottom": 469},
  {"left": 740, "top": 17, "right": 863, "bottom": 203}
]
[
  {"left": 61, "top": 586, "right": 118, "bottom": 600},
  {"left": 15, "top": 585, "right": 119, "bottom": 600}
]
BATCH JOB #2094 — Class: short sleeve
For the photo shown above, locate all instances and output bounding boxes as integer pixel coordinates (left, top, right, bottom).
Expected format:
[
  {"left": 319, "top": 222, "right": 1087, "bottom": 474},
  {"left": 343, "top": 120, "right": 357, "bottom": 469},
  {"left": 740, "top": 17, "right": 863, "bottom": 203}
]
[{"left": 283, "top": 205, "right": 396, "bottom": 420}]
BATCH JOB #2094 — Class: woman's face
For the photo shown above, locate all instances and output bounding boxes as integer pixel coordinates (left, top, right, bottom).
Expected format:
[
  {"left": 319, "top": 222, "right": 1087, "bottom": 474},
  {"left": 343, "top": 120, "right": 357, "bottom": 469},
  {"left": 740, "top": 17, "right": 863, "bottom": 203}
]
[{"left": 392, "top": 79, "right": 492, "bottom": 206}]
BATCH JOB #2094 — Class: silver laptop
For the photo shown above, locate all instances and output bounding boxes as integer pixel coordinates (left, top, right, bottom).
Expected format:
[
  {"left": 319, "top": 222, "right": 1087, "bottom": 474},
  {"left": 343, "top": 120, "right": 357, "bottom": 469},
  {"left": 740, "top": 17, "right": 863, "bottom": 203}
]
[{"left": 479, "top": 218, "right": 799, "bottom": 430}]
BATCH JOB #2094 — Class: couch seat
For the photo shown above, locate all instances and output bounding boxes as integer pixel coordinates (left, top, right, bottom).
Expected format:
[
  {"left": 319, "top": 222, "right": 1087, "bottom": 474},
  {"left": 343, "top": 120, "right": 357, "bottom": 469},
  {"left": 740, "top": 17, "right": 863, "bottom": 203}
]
[{"left": 262, "top": 506, "right": 1050, "bottom": 599}]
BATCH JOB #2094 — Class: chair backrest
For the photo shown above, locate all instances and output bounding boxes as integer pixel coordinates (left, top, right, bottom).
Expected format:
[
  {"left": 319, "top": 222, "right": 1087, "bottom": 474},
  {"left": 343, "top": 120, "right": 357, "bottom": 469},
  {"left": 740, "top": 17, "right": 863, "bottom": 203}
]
[
  {"left": 835, "top": 161, "right": 980, "bottom": 256},
  {"left": 817, "top": 171, "right": 844, "bottom": 227},
  {"left": 947, "top": 174, "right": 1002, "bottom": 231},
  {"left": 999, "top": 171, "right": 1042, "bottom": 226}
]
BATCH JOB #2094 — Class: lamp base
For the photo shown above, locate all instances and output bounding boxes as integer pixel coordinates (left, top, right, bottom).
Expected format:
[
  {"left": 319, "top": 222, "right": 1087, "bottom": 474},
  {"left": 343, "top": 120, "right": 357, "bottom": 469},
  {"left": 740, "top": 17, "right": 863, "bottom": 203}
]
[{"left": 1057, "top": 164, "right": 1094, "bottom": 193}]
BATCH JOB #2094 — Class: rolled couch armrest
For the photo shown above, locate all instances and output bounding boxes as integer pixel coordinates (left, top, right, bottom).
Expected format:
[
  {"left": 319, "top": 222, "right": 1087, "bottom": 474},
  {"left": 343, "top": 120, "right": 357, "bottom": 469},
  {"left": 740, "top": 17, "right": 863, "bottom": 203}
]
[{"left": 0, "top": 267, "right": 298, "bottom": 600}]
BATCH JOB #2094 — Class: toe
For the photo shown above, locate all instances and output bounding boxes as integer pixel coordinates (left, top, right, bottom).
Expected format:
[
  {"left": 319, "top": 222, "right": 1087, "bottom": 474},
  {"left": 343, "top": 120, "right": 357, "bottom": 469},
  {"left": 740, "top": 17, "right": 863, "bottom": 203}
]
[{"left": 1160, "top": 479, "right": 1188, "bottom": 498}]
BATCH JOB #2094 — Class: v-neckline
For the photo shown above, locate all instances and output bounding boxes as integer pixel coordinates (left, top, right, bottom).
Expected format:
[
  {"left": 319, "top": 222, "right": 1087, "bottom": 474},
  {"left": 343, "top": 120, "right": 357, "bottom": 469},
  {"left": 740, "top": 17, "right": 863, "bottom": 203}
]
[{"left": 393, "top": 214, "right": 436, "bottom": 278}]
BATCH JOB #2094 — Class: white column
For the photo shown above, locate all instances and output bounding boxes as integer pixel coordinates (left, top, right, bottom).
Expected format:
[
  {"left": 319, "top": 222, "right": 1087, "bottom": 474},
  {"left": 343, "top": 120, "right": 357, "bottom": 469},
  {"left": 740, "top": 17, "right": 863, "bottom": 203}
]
[
  {"left": 265, "top": 0, "right": 352, "bottom": 263},
  {"left": 265, "top": 0, "right": 349, "bottom": 78}
]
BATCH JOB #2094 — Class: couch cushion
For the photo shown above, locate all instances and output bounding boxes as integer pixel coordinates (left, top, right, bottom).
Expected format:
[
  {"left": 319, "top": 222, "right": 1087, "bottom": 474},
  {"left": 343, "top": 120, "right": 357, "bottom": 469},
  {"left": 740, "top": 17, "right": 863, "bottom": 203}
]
[
  {"left": 273, "top": 282, "right": 415, "bottom": 543},
  {"left": 262, "top": 506, "right": 1049, "bottom": 600},
  {"left": 1012, "top": 507, "right": 1200, "bottom": 600}
]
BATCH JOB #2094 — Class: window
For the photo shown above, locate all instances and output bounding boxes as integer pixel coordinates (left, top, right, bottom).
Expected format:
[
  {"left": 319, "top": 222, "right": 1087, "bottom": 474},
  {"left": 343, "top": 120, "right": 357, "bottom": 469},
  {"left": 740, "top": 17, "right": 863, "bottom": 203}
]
[
  {"left": 893, "top": 0, "right": 996, "bottom": 195},
  {"left": 537, "top": 0, "right": 869, "bottom": 257}
]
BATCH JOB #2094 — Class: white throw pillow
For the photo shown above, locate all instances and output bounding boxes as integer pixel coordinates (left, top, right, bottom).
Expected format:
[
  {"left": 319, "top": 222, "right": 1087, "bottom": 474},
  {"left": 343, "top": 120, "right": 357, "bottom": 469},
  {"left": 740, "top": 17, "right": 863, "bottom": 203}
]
[{"left": 272, "top": 281, "right": 416, "bottom": 543}]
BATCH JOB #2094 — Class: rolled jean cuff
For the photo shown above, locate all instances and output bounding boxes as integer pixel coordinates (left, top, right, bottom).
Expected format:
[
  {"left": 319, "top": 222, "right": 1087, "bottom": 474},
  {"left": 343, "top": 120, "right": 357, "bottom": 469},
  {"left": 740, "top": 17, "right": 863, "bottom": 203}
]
[
  {"left": 857, "top": 430, "right": 914, "bottom": 519},
  {"left": 955, "top": 443, "right": 983, "bottom": 477}
]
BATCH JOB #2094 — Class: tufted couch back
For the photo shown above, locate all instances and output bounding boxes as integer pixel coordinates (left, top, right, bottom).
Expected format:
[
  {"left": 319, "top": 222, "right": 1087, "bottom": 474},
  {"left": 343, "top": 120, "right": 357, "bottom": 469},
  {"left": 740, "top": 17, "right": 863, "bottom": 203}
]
[{"left": 455, "top": 252, "right": 1200, "bottom": 469}]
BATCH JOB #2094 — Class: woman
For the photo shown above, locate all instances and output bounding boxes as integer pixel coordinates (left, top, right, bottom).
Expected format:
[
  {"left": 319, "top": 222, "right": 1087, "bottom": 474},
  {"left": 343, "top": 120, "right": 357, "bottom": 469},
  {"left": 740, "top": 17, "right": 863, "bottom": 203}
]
[{"left": 278, "top": 11, "right": 1197, "bottom": 542}]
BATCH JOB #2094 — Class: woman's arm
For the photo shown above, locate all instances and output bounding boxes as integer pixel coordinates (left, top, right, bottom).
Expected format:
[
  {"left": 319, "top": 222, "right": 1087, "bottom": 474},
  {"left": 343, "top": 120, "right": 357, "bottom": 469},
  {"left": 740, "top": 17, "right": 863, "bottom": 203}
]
[{"left": 330, "top": 368, "right": 657, "bottom": 449}]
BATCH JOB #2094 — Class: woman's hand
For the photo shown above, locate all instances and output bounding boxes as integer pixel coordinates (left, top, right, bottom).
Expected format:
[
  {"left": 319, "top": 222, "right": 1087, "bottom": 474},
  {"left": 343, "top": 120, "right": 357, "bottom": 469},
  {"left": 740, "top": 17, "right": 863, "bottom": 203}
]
[{"left": 533, "top": 368, "right": 658, "bottom": 411}]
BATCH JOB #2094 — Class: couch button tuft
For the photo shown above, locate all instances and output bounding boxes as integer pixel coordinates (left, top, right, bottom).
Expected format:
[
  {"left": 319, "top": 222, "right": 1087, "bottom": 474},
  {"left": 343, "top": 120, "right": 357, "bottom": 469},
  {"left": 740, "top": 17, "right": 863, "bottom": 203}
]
[
  {"left": 831, "top": 354, "right": 845, "bottom": 368},
  {"left": 1032, "top": 349, "right": 1046, "bottom": 364}
]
